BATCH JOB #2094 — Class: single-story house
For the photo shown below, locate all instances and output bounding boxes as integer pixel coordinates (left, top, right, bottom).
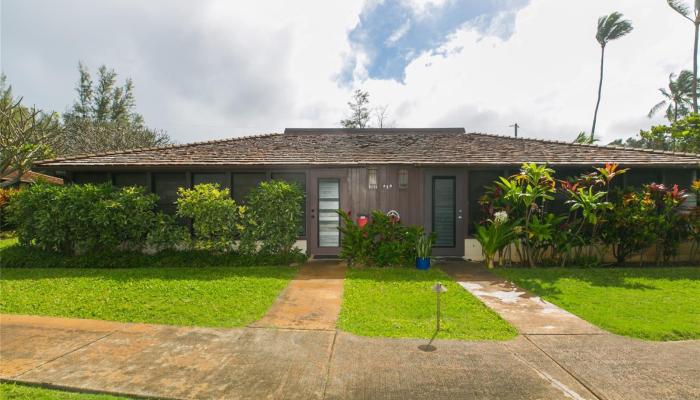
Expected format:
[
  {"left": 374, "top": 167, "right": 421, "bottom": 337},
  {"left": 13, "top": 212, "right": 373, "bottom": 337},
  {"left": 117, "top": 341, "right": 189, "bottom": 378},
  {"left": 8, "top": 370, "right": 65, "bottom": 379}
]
[{"left": 36, "top": 128, "right": 700, "bottom": 258}]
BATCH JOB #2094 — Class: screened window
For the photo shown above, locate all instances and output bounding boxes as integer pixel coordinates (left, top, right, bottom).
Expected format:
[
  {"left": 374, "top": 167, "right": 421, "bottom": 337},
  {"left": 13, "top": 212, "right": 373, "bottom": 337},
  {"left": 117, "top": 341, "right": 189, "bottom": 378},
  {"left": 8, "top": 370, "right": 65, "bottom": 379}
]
[
  {"left": 467, "top": 170, "right": 503, "bottom": 234},
  {"left": 72, "top": 172, "right": 110, "bottom": 185},
  {"left": 272, "top": 172, "right": 307, "bottom": 237},
  {"left": 153, "top": 173, "right": 187, "bottom": 214},
  {"left": 625, "top": 169, "right": 662, "bottom": 188},
  {"left": 232, "top": 173, "right": 267, "bottom": 205},
  {"left": 193, "top": 173, "right": 229, "bottom": 189},
  {"left": 113, "top": 173, "right": 148, "bottom": 188}
]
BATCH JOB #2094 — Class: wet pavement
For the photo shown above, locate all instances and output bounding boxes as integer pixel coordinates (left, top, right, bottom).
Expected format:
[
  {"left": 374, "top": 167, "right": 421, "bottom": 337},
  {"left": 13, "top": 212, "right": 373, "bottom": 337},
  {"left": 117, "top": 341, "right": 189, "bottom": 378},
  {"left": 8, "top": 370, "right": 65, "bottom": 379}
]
[
  {"left": 251, "top": 260, "right": 346, "bottom": 330},
  {"left": 1, "top": 261, "right": 699, "bottom": 399},
  {"left": 440, "top": 261, "right": 603, "bottom": 335}
]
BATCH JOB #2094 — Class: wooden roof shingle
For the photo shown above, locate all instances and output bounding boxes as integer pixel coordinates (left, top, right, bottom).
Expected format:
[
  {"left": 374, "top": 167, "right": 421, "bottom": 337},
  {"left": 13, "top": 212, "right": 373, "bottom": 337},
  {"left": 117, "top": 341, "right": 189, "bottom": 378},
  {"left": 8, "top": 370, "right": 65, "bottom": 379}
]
[{"left": 36, "top": 129, "right": 700, "bottom": 168}]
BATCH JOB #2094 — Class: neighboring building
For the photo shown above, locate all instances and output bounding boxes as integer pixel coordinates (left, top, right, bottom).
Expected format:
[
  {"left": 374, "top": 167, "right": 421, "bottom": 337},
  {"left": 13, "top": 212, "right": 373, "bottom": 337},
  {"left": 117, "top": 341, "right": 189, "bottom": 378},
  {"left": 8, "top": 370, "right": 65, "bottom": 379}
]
[
  {"left": 0, "top": 169, "right": 64, "bottom": 188},
  {"left": 36, "top": 128, "right": 700, "bottom": 258}
]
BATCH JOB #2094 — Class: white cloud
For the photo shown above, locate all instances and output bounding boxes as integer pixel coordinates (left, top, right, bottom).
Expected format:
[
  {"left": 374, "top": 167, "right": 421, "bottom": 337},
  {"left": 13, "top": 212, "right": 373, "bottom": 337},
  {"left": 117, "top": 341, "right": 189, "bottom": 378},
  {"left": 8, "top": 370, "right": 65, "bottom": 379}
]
[
  {"left": 2, "top": 0, "right": 693, "bottom": 144},
  {"left": 360, "top": 0, "right": 692, "bottom": 142}
]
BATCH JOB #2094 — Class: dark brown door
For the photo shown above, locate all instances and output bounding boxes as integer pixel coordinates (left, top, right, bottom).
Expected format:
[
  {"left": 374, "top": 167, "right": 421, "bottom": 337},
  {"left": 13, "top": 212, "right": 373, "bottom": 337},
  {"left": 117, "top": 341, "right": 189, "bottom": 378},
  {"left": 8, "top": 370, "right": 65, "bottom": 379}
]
[
  {"left": 424, "top": 169, "right": 466, "bottom": 257},
  {"left": 307, "top": 169, "right": 349, "bottom": 256}
]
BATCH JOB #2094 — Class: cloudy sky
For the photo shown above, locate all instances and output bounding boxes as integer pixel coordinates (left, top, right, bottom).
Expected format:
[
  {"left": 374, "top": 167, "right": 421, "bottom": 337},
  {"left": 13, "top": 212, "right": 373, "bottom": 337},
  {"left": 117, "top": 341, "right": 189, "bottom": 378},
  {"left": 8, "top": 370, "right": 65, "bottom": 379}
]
[{"left": 1, "top": 0, "right": 694, "bottom": 144}]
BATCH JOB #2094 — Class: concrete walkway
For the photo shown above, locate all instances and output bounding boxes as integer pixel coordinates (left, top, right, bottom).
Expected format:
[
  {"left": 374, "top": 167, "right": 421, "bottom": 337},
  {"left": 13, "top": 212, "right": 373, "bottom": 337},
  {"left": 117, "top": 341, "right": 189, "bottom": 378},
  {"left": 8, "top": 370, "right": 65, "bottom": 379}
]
[
  {"left": 439, "top": 261, "right": 603, "bottom": 335},
  {"left": 251, "top": 260, "right": 346, "bottom": 330},
  {"left": 2, "top": 314, "right": 699, "bottom": 399}
]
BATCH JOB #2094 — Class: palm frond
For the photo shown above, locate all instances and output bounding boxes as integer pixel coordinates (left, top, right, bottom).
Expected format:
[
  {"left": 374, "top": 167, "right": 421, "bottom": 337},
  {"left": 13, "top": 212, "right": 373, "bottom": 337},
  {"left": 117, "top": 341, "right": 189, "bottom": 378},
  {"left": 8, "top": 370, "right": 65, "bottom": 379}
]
[
  {"left": 667, "top": 0, "right": 694, "bottom": 21},
  {"left": 648, "top": 100, "right": 669, "bottom": 118},
  {"left": 596, "top": 12, "right": 633, "bottom": 45}
]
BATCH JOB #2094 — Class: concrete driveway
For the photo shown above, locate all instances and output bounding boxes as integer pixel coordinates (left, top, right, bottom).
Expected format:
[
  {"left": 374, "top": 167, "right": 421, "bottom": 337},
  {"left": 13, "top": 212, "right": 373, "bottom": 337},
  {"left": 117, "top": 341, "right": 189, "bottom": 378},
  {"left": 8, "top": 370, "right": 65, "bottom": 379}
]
[{"left": 1, "top": 314, "right": 699, "bottom": 400}]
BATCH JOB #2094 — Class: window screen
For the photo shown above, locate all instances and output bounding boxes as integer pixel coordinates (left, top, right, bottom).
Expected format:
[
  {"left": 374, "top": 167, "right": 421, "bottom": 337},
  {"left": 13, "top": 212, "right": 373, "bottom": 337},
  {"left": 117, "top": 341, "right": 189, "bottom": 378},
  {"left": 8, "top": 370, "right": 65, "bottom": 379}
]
[
  {"left": 113, "top": 173, "right": 148, "bottom": 188},
  {"left": 625, "top": 169, "right": 662, "bottom": 188},
  {"left": 233, "top": 173, "right": 267, "bottom": 205},
  {"left": 153, "top": 173, "right": 186, "bottom": 214},
  {"left": 72, "top": 172, "right": 110, "bottom": 185},
  {"left": 272, "top": 172, "right": 307, "bottom": 237},
  {"left": 193, "top": 173, "right": 229, "bottom": 189},
  {"left": 468, "top": 170, "right": 503, "bottom": 234}
]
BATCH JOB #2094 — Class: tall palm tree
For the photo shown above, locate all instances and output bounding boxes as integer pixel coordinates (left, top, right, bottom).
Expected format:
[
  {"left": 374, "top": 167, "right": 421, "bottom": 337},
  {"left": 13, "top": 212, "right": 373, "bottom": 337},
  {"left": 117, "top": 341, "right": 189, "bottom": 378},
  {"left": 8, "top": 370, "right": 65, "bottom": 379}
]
[
  {"left": 667, "top": 0, "right": 700, "bottom": 114},
  {"left": 590, "top": 12, "right": 633, "bottom": 141},
  {"left": 648, "top": 70, "right": 696, "bottom": 122}
]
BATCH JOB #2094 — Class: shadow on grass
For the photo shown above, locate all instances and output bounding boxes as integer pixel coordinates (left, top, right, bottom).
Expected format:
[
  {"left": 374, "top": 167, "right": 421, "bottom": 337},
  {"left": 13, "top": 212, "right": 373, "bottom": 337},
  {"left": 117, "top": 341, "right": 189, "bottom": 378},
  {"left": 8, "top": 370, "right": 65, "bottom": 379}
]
[
  {"left": 0, "top": 244, "right": 301, "bottom": 272},
  {"left": 494, "top": 266, "right": 700, "bottom": 296}
]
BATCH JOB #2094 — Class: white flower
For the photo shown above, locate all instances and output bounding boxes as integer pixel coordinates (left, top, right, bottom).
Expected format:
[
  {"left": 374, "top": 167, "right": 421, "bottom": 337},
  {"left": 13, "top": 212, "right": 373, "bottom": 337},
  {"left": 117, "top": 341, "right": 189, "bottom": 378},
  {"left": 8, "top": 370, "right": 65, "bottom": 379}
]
[{"left": 493, "top": 211, "right": 508, "bottom": 225}]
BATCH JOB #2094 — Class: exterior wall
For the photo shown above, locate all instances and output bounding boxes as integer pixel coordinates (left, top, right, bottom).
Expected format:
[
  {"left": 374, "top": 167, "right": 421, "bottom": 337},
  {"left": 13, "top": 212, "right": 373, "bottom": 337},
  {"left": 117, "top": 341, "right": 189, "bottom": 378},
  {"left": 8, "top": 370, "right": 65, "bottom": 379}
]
[
  {"left": 55, "top": 165, "right": 697, "bottom": 257},
  {"left": 345, "top": 166, "right": 424, "bottom": 226}
]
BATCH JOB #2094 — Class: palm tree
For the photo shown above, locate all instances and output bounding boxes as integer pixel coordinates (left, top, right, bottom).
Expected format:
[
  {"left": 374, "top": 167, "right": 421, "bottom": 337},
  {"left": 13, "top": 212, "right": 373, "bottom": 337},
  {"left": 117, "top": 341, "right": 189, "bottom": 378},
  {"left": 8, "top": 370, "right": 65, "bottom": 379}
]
[
  {"left": 648, "top": 70, "right": 696, "bottom": 122},
  {"left": 667, "top": 0, "right": 700, "bottom": 113},
  {"left": 590, "top": 12, "right": 633, "bottom": 141}
]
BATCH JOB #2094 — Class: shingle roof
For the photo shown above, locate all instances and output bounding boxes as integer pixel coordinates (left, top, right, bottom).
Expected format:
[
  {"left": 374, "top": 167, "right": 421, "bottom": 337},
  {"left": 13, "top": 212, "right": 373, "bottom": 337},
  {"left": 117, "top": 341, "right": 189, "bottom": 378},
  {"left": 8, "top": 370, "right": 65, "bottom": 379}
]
[{"left": 36, "top": 128, "right": 700, "bottom": 168}]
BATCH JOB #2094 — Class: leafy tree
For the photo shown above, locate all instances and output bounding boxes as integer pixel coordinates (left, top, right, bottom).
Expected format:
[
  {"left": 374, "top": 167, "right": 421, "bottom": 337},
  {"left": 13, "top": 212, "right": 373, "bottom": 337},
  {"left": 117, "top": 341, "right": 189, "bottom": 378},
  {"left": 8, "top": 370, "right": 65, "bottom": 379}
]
[
  {"left": 648, "top": 70, "right": 698, "bottom": 122},
  {"left": 667, "top": 0, "right": 700, "bottom": 113},
  {"left": 60, "top": 63, "right": 172, "bottom": 155},
  {"left": 340, "top": 89, "right": 371, "bottom": 128},
  {"left": 0, "top": 75, "right": 62, "bottom": 186},
  {"left": 612, "top": 113, "right": 700, "bottom": 152},
  {"left": 591, "top": 12, "right": 633, "bottom": 141}
]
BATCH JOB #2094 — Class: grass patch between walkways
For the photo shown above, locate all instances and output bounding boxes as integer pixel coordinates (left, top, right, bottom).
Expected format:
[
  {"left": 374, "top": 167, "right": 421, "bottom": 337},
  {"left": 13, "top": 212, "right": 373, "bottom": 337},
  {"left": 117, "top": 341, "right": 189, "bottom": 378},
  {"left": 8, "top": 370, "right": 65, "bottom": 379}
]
[
  {"left": 338, "top": 267, "right": 517, "bottom": 340},
  {"left": 0, "top": 383, "right": 130, "bottom": 399},
  {"left": 495, "top": 267, "right": 700, "bottom": 341},
  {"left": 0, "top": 266, "right": 296, "bottom": 327}
]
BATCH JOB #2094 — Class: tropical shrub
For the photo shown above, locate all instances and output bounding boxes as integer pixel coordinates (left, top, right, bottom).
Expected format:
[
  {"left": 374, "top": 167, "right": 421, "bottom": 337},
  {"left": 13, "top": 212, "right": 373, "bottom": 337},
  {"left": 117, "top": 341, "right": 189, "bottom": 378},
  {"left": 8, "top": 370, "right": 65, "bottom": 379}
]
[
  {"left": 647, "top": 183, "right": 690, "bottom": 263},
  {"left": 176, "top": 183, "right": 243, "bottom": 252},
  {"left": 239, "top": 180, "right": 304, "bottom": 259},
  {"left": 600, "top": 188, "right": 657, "bottom": 264},
  {"left": 475, "top": 211, "right": 514, "bottom": 268},
  {"left": 0, "top": 187, "right": 19, "bottom": 232},
  {"left": 7, "top": 183, "right": 180, "bottom": 254},
  {"left": 338, "top": 210, "right": 426, "bottom": 267}
]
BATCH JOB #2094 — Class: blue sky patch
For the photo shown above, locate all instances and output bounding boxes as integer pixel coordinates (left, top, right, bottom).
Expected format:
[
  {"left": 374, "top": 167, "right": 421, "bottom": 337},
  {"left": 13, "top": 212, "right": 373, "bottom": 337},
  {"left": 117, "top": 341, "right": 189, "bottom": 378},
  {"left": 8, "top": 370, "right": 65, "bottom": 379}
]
[{"left": 343, "top": 0, "right": 529, "bottom": 83}]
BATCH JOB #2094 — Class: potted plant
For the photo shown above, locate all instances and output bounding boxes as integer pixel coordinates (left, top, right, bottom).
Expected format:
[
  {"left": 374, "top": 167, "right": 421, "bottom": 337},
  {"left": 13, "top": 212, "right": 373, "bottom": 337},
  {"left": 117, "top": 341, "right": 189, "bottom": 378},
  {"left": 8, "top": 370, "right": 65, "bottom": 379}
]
[{"left": 415, "top": 233, "right": 434, "bottom": 270}]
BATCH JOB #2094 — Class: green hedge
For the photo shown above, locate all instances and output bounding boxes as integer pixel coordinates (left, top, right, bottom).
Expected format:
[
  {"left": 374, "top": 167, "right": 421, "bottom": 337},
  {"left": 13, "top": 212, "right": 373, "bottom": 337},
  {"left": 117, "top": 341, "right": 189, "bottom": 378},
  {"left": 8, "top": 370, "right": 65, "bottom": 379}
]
[
  {"left": 0, "top": 245, "right": 306, "bottom": 269},
  {"left": 7, "top": 183, "right": 186, "bottom": 254}
]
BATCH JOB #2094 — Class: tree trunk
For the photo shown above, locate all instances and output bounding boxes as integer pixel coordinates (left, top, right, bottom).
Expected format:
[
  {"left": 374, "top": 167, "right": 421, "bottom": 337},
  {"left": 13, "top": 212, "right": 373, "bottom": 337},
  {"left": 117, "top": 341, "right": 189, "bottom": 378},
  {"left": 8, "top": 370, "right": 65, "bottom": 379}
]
[
  {"left": 694, "top": 22, "right": 699, "bottom": 114},
  {"left": 591, "top": 45, "right": 605, "bottom": 141}
]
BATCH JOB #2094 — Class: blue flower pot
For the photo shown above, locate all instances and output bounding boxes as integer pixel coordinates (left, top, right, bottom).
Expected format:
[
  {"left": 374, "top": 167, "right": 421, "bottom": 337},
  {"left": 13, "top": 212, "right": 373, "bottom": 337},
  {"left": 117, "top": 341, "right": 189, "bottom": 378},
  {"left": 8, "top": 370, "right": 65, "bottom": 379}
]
[{"left": 416, "top": 257, "right": 430, "bottom": 270}]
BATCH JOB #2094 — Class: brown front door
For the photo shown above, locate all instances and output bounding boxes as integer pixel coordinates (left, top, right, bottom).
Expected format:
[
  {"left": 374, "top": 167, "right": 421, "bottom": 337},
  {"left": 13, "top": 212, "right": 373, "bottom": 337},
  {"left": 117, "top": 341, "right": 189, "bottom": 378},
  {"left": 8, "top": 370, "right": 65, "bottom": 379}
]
[
  {"left": 307, "top": 169, "right": 349, "bottom": 256},
  {"left": 424, "top": 169, "right": 466, "bottom": 257}
]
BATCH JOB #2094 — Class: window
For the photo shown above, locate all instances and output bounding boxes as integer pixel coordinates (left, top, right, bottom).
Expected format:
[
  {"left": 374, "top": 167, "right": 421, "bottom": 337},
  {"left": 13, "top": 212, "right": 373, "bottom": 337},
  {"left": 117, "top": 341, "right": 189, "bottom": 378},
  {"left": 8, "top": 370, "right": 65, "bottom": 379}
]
[
  {"left": 72, "top": 172, "right": 110, "bottom": 184},
  {"left": 232, "top": 173, "right": 267, "bottom": 205},
  {"left": 398, "top": 169, "right": 408, "bottom": 189},
  {"left": 193, "top": 173, "right": 229, "bottom": 189},
  {"left": 318, "top": 179, "right": 340, "bottom": 247},
  {"left": 153, "top": 173, "right": 187, "bottom": 214},
  {"left": 113, "top": 173, "right": 147, "bottom": 188},
  {"left": 368, "top": 168, "right": 378, "bottom": 190},
  {"left": 625, "top": 169, "right": 662, "bottom": 188},
  {"left": 467, "top": 170, "right": 503, "bottom": 234},
  {"left": 271, "top": 172, "right": 307, "bottom": 237}
]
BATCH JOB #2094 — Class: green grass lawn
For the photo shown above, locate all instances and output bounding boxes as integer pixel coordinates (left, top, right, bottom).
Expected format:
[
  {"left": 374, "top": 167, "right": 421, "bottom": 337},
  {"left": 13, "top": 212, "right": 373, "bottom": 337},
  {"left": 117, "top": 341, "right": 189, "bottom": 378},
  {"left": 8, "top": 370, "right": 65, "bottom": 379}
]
[
  {"left": 495, "top": 267, "right": 700, "bottom": 341},
  {"left": 338, "top": 267, "right": 517, "bottom": 340},
  {"left": 0, "top": 383, "right": 130, "bottom": 400},
  {"left": 0, "top": 266, "right": 296, "bottom": 327}
]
